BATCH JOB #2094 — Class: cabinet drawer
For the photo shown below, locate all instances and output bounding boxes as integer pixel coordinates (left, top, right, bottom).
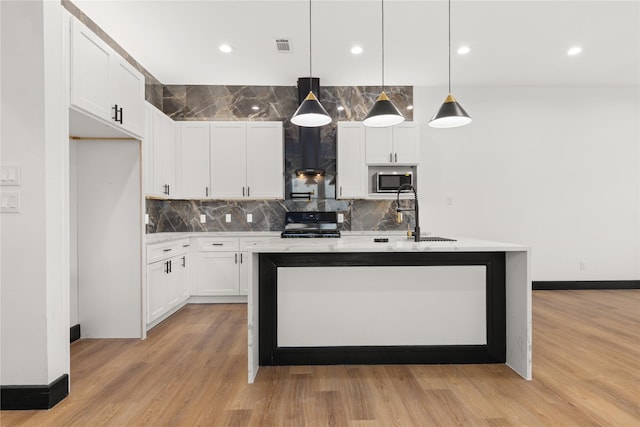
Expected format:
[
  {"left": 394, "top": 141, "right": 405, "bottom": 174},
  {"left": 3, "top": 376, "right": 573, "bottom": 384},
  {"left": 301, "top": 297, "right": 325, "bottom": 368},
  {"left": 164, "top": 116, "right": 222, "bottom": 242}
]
[
  {"left": 196, "top": 237, "right": 240, "bottom": 252},
  {"left": 147, "top": 238, "right": 189, "bottom": 264},
  {"left": 239, "top": 237, "right": 274, "bottom": 251}
]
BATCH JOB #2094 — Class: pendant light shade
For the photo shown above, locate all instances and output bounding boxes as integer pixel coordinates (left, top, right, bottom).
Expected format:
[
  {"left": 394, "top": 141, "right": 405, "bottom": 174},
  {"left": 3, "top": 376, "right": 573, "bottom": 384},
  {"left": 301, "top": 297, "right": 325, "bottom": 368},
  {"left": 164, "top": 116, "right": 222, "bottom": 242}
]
[
  {"left": 429, "top": 0, "right": 471, "bottom": 129},
  {"left": 291, "top": 91, "right": 332, "bottom": 127},
  {"left": 429, "top": 94, "right": 471, "bottom": 128},
  {"left": 364, "top": 0, "right": 404, "bottom": 128},
  {"left": 363, "top": 92, "right": 405, "bottom": 127},
  {"left": 291, "top": 0, "right": 331, "bottom": 127}
]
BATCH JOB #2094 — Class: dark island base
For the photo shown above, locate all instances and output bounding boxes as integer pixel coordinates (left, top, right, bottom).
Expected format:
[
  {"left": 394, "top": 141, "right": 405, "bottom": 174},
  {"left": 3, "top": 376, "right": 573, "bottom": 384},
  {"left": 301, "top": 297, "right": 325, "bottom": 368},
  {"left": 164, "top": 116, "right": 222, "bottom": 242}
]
[{"left": 259, "top": 252, "right": 506, "bottom": 366}]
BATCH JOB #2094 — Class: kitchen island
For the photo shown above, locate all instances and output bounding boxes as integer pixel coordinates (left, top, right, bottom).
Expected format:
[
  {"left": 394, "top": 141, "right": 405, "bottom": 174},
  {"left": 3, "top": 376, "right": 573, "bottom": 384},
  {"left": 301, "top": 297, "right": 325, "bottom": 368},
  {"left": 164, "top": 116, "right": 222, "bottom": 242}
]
[{"left": 246, "top": 236, "right": 531, "bottom": 383}]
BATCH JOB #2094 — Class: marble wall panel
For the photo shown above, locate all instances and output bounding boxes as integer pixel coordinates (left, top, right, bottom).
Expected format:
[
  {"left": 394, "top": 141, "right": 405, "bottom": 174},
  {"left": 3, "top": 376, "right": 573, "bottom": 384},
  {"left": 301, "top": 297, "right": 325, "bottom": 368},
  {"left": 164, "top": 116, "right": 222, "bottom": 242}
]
[{"left": 145, "top": 198, "right": 417, "bottom": 234}]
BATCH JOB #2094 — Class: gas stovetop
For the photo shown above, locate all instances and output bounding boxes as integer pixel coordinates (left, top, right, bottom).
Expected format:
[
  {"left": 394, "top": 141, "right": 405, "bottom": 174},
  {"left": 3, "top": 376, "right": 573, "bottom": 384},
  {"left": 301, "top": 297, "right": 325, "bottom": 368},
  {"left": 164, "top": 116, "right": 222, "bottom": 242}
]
[{"left": 281, "top": 211, "right": 341, "bottom": 238}]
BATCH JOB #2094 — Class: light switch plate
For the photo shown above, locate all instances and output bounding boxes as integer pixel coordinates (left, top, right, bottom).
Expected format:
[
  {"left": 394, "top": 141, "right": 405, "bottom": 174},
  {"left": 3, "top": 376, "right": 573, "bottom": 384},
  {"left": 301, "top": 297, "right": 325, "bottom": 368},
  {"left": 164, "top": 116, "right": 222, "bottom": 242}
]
[
  {"left": 0, "top": 165, "right": 21, "bottom": 186},
  {"left": 246, "top": 214, "right": 253, "bottom": 223},
  {"left": 200, "top": 214, "right": 206, "bottom": 223},
  {"left": 0, "top": 190, "right": 20, "bottom": 213},
  {"left": 225, "top": 214, "right": 231, "bottom": 223}
]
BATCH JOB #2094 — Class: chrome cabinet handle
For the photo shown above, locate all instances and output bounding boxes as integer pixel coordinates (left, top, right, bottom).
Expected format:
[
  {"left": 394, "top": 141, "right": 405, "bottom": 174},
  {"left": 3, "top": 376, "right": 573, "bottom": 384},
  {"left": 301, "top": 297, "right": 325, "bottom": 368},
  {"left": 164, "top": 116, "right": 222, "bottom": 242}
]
[
  {"left": 247, "top": 187, "right": 250, "bottom": 197},
  {"left": 181, "top": 256, "right": 186, "bottom": 267},
  {"left": 235, "top": 253, "right": 238, "bottom": 264},
  {"left": 205, "top": 186, "right": 209, "bottom": 197},
  {"left": 240, "top": 253, "right": 243, "bottom": 263},
  {"left": 395, "top": 153, "right": 398, "bottom": 162},
  {"left": 163, "top": 248, "right": 172, "bottom": 252},
  {"left": 242, "top": 187, "right": 245, "bottom": 197},
  {"left": 389, "top": 153, "right": 393, "bottom": 162},
  {"left": 211, "top": 243, "right": 224, "bottom": 246},
  {"left": 340, "top": 186, "right": 342, "bottom": 197}
]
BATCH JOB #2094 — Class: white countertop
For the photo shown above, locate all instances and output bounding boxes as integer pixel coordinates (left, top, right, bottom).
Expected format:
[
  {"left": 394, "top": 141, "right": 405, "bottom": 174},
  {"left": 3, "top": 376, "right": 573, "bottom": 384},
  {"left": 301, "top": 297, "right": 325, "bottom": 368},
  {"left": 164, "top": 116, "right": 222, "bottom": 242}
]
[
  {"left": 146, "top": 232, "right": 529, "bottom": 253},
  {"left": 248, "top": 236, "right": 529, "bottom": 253}
]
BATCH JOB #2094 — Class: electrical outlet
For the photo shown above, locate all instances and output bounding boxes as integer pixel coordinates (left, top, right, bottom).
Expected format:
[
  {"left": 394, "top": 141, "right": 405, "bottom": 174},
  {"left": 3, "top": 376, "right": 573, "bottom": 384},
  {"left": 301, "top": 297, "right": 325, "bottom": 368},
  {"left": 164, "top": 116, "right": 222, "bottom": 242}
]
[
  {"left": 446, "top": 197, "right": 454, "bottom": 206},
  {"left": 247, "top": 214, "right": 253, "bottom": 223},
  {"left": 200, "top": 214, "right": 206, "bottom": 223},
  {"left": 225, "top": 214, "right": 231, "bottom": 223},
  {"left": 337, "top": 213, "right": 344, "bottom": 223},
  {"left": 579, "top": 260, "right": 587, "bottom": 270}
]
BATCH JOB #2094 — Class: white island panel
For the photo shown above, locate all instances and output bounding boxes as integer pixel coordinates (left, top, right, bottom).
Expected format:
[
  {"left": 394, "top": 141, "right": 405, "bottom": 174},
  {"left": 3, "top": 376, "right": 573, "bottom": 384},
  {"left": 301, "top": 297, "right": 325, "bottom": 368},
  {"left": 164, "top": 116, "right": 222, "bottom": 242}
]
[{"left": 277, "top": 266, "right": 487, "bottom": 347}]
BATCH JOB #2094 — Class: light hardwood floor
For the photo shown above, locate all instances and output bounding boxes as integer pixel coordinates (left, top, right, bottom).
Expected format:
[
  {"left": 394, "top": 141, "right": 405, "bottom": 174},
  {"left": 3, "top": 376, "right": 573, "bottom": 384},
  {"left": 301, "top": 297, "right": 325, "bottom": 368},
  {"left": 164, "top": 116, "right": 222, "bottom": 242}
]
[{"left": 2, "top": 290, "right": 639, "bottom": 426}]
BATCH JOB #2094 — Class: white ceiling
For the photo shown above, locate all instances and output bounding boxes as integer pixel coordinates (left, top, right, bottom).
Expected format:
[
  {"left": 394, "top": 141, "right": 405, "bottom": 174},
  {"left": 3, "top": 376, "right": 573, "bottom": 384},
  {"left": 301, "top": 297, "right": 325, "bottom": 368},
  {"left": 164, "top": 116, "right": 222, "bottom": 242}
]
[{"left": 72, "top": 0, "right": 640, "bottom": 87}]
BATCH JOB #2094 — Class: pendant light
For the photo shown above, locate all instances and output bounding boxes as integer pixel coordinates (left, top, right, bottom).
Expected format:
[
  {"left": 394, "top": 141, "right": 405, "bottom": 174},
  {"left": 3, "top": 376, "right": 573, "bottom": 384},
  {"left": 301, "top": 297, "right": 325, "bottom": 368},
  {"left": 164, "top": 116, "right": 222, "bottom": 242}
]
[
  {"left": 363, "top": 0, "right": 404, "bottom": 128},
  {"left": 429, "top": 0, "right": 472, "bottom": 128},
  {"left": 291, "top": 0, "right": 331, "bottom": 127}
]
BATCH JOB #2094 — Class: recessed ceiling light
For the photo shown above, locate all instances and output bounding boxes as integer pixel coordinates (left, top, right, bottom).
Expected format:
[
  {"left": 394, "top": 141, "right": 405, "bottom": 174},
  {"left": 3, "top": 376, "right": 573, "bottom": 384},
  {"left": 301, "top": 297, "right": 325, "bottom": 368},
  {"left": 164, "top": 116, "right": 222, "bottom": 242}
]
[
  {"left": 350, "top": 46, "right": 363, "bottom": 55},
  {"left": 337, "top": 106, "right": 345, "bottom": 111},
  {"left": 457, "top": 46, "right": 470, "bottom": 55},
  {"left": 219, "top": 44, "right": 233, "bottom": 53},
  {"left": 251, "top": 106, "right": 259, "bottom": 111},
  {"left": 567, "top": 46, "right": 582, "bottom": 56},
  {"left": 407, "top": 105, "right": 414, "bottom": 111}
]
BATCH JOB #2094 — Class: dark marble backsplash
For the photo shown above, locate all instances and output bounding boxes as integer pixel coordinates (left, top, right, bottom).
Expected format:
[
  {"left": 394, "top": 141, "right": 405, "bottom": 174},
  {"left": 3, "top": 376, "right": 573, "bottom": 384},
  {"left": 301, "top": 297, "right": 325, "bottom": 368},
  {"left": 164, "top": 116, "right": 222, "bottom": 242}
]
[{"left": 146, "top": 199, "right": 414, "bottom": 234}]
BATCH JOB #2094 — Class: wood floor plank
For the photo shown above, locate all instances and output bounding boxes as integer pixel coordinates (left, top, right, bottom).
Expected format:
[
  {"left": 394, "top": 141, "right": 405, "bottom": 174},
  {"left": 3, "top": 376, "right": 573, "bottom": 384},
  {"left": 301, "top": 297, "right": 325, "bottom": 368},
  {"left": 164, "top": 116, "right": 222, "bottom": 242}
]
[{"left": 1, "top": 290, "right": 639, "bottom": 426}]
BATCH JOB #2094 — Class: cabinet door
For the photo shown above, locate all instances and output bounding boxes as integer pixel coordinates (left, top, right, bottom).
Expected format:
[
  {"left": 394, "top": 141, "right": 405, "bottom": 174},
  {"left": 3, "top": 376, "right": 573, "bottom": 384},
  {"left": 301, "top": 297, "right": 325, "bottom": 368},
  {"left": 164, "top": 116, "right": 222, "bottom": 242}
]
[
  {"left": 337, "top": 122, "right": 366, "bottom": 199},
  {"left": 177, "top": 253, "right": 190, "bottom": 302},
  {"left": 70, "top": 19, "right": 111, "bottom": 122},
  {"left": 110, "top": 57, "right": 145, "bottom": 138},
  {"left": 160, "top": 113, "right": 176, "bottom": 196},
  {"left": 365, "top": 127, "right": 393, "bottom": 164},
  {"left": 179, "top": 122, "right": 210, "bottom": 198},
  {"left": 392, "top": 122, "right": 419, "bottom": 164},
  {"left": 239, "top": 252, "right": 249, "bottom": 296},
  {"left": 143, "top": 104, "right": 155, "bottom": 195},
  {"left": 165, "top": 256, "right": 184, "bottom": 309},
  {"left": 246, "top": 122, "right": 283, "bottom": 199},
  {"left": 210, "top": 122, "right": 247, "bottom": 199},
  {"left": 147, "top": 261, "right": 167, "bottom": 323},
  {"left": 193, "top": 252, "right": 240, "bottom": 296}
]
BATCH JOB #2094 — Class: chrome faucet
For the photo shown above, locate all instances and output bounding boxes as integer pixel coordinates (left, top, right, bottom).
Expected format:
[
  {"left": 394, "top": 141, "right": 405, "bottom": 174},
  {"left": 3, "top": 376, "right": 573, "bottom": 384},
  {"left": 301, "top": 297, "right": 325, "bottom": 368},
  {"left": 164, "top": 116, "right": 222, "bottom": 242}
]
[{"left": 396, "top": 184, "right": 420, "bottom": 242}]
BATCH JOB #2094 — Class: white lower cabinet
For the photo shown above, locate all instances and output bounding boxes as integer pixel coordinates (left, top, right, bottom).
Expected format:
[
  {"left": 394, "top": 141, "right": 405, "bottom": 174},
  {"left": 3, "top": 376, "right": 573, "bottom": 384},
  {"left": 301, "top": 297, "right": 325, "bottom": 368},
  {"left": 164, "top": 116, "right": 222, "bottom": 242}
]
[
  {"left": 146, "top": 238, "right": 190, "bottom": 326},
  {"left": 192, "top": 236, "right": 273, "bottom": 297}
]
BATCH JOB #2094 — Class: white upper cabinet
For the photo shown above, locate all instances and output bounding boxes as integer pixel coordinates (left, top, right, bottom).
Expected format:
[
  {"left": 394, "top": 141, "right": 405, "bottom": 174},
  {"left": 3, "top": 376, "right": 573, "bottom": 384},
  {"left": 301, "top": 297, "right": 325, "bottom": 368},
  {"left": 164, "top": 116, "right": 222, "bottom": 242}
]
[
  {"left": 178, "top": 122, "right": 210, "bottom": 199},
  {"left": 365, "top": 122, "right": 419, "bottom": 165},
  {"left": 336, "top": 122, "right": 367, "bottom": 199},
  {"left": 70, "top": 18, "right": 144, "bottom": 138},
  {"left": 110, "top": 57, "right": 145, "bottom": 137},
  {"left": 246, "top": 122, "right": 284, "bottom": 199},
  {"left": 210, "top": 122, "right": 247, "bottom": 199},
  {"left": 210, "top": 121, "right": 283, "bottom": 200},
  {"left": 70, "top": 19, "right": 111, "bottom": 121},
  {"left": 144, "top": 102, "right": 176, "bottom": 197}
]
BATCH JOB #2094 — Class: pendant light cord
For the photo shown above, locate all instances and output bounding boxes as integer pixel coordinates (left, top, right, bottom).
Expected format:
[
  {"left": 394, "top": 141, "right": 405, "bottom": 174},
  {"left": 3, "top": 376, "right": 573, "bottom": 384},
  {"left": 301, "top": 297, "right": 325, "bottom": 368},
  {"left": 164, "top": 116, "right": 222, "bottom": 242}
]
[
  {"left": 381, "top": 0, "right": 385, "bottom": 91},
  {"left": 309, "top": 0, "right": 313, "bottom": 88},
  {"left": 448, "top": 0, "right": 451, "bottom": 94}
]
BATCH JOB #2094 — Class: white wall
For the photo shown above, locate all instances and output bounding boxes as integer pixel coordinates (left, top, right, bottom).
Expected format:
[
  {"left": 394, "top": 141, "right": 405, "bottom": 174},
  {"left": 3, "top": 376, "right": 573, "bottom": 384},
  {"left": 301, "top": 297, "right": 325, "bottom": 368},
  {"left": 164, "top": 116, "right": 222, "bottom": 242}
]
[
  {"left": 415, "top": 86, "right": 640, "bottom": 281},
  {"left": 1, "top": 0, "right": 69, "bottom": 385}
]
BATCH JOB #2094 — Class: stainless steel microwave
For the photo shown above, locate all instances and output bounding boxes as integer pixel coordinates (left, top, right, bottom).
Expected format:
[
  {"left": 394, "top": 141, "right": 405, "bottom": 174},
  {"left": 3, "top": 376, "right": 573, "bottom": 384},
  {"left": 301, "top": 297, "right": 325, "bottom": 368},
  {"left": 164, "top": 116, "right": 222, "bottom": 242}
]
[{"left": 376, "top": 172, "right": 413, "bottom": 192}]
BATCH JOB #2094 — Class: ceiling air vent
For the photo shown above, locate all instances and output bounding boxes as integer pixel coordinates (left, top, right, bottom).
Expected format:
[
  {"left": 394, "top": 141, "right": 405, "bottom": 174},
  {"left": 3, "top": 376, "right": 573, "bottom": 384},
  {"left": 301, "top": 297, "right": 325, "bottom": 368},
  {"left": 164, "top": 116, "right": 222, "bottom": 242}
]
[{"left": 275, "top": 39, "right": 291, "bottom": 52}]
